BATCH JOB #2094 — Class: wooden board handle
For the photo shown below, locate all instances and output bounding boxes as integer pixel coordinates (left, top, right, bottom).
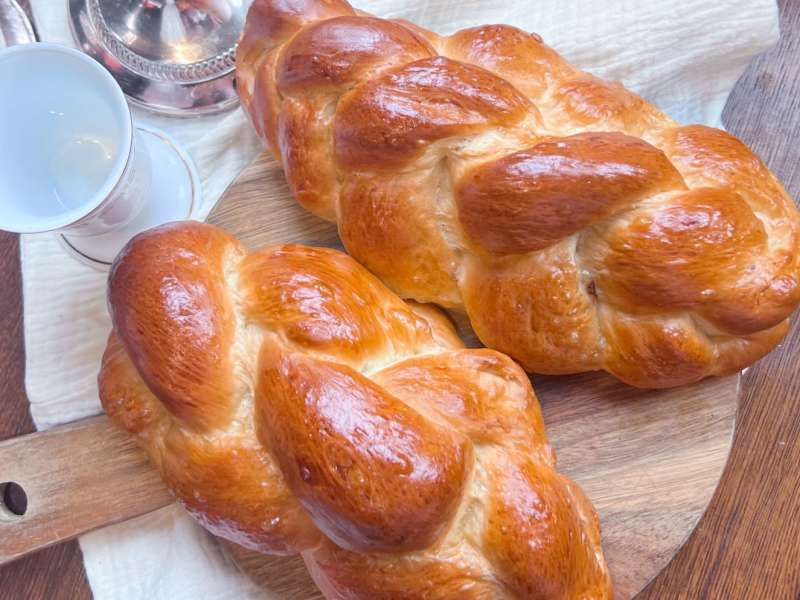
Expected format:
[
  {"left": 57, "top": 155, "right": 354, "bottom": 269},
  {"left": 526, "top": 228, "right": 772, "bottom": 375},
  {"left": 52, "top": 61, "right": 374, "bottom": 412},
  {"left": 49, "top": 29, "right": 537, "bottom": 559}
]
[{"left": 0, "top": 415, "right": 173, "bottom": 565}]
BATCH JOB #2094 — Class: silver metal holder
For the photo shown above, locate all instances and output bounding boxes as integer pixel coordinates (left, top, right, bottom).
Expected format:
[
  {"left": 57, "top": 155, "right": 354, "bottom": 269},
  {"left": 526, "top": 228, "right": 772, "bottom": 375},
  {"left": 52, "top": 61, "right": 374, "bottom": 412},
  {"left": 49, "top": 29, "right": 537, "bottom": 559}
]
[
  {"left": 0, "top": 0, "right": 36, "bottom": 47},
  {"left": 69, "top": 0, "right": 244, "bottom": 115}
]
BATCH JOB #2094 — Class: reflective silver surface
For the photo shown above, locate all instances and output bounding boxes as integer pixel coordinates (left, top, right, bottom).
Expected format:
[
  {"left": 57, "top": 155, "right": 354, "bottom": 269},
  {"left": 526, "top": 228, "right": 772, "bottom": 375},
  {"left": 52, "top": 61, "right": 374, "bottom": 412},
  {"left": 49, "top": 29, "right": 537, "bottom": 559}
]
[
  {"left": 0, "top": 0, "right": 36, "bottom": 47},
  {"left": 69, "top": 0, "right": 243, "bottom": 115}
]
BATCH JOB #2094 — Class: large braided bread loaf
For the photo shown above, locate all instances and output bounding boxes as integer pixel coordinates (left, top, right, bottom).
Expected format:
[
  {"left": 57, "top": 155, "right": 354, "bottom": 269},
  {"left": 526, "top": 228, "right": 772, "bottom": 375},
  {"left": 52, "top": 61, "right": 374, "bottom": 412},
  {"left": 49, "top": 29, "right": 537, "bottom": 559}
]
[
  {"left": 98, "top": 222, "right": 611, "bottom": 599},
  {"left": 237, "top": 0, "right": 800, "bottom": 388}
]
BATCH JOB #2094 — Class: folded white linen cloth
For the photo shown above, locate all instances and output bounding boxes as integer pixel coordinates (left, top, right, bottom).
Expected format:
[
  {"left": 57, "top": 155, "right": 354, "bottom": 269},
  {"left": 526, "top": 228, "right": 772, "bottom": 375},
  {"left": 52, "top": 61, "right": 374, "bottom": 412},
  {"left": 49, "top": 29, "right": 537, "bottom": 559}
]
[{"left": 21, "top": 0, "right": 779, "bottom": 597}]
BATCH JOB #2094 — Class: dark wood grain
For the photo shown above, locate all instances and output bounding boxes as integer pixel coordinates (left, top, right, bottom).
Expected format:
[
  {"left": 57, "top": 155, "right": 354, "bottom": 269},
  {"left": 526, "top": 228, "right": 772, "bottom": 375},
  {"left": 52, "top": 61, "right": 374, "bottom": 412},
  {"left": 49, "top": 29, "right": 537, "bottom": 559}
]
[{"left": 1, "top": 1, "right": 800, "bottom": 598}]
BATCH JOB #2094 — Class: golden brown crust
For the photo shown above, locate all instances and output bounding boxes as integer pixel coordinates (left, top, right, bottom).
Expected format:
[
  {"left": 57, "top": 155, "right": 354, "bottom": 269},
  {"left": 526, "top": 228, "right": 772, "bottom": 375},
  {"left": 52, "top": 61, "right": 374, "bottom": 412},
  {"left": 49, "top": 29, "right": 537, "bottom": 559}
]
[
  {"left": 107, "top": 222, "right": 243, "bottom": 431},
  {"left": 586, "top": 188, "right": 786, "bottom": 334},
  {"left": 334, "top": 56, "right": 532, "bottom": 171},
  {"left": 444, "top": 25, "right": 573, "bottom": 99},
  {"left": 99, "top": 221, "right": 612, "bottom": 600},
  {"left": 278, "top": 97, "right": 340, "bottom": 219},
  {"left": 161, "top": 428, "right": 321, "bottom": 554},
  {"left": 484, "top": 456, "right": 608, "bottom": 599},
  {"left": 99, "top": 333, "right": 167, "bottom": 439},
  {"left": 461, "top": 245, "right": 602, "bottom": 375},
  {"left": 456, "top": 132, "right": 686, "bottom": 255},
  {"left": 372, "top": 349, "right": 550, "bottom": 458},
  {"left": 238, "top": 243, "right": 435, "bottom": 367},
  {"left": 238, "top": 0, "right": 800, "bottom": 388},
  {"left": 548, "top": 74, "right": 671, "bottom": 135},
  {"left": 237, "top": 0, "right": 354, "bottom": 152},
  {"left": 257, "top": 346, "right": 471, "bottom": 553},
  {"left": 338, "top": 169, "right": 461, "bottom": 305},
  {"left": 598, "top": 311, "right": 717, "bottom": 388},
  {"left": 305, "top": 539, "right": 503, "bottom": 599},
  {"left": 276, "top": 16, "right": 433, "bottom": 94}
]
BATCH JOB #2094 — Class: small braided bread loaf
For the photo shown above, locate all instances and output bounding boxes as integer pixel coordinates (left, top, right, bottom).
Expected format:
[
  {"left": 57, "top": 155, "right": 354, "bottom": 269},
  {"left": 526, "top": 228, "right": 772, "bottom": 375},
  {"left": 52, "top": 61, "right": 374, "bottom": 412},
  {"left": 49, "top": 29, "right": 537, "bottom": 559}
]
[
  {"left": 237, "top": 0, "right": 800, "bottom": 388},
  {"left": 98, "top": 222, "right": 611, "bottom": 599}
]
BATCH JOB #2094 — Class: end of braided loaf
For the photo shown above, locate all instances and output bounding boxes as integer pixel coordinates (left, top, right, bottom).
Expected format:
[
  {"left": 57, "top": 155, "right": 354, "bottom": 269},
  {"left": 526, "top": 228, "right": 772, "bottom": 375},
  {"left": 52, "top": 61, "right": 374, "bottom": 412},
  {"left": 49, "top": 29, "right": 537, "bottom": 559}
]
[
  {"left": 238, "top": 0, "right": 800, "bottom": 388},
  {"left": 99, "top": 221, "right": 612, "bottom": 599}
]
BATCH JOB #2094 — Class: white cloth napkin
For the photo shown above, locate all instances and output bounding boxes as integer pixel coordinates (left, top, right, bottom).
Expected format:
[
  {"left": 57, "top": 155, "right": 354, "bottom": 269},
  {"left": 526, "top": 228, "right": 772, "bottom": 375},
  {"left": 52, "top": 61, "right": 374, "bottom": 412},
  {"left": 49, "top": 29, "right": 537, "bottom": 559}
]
[{"left": 22, "top": 0, "right": 779, "bottom": 598}]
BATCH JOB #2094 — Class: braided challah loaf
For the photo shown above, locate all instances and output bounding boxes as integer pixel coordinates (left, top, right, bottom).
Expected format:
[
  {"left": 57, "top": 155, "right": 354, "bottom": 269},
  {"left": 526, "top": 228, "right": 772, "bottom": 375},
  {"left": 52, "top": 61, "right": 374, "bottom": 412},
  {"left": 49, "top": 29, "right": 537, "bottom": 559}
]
[
  {"left": 98, "top": 221, "right": 611, "bottom": 599},
  {"left": 237, "top": 0, "right": 800, "bottom": 388}
]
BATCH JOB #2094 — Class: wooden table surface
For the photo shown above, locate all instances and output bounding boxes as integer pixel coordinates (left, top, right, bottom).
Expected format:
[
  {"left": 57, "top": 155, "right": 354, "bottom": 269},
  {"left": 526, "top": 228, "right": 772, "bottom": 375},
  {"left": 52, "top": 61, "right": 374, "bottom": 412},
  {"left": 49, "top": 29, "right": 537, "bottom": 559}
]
[{"left": 2, "top": 1, "right": 800, "bottom": 598}]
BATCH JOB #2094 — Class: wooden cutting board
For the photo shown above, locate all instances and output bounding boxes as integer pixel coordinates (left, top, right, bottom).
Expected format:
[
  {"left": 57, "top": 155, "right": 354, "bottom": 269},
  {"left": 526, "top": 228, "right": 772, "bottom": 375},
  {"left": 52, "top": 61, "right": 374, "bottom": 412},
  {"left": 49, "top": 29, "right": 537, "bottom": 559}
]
[
  {"left": 0, "top": 150, "right": 739, "bottom": 599},
  {"left": 205, "top": 151, "right": 740, "bottom": 599}
]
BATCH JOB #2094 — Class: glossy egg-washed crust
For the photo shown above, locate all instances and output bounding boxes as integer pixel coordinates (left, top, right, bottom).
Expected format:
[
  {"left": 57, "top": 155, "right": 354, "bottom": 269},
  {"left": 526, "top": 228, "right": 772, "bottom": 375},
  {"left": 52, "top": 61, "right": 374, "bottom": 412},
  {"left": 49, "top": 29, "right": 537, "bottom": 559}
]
[
  {"left": 99, "top": 222, "right": 612, "bottom": 599},
  {"left": 237, "top": 0, "right": 800, "bottom": 388}
]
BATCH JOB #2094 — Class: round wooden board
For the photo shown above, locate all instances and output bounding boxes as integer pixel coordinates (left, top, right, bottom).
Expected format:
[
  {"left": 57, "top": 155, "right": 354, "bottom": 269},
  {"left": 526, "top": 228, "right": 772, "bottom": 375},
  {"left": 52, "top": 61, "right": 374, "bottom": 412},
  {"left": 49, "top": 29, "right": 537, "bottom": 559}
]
[{"left": 207, "top": 151, "right": 739, "bottom": 599}]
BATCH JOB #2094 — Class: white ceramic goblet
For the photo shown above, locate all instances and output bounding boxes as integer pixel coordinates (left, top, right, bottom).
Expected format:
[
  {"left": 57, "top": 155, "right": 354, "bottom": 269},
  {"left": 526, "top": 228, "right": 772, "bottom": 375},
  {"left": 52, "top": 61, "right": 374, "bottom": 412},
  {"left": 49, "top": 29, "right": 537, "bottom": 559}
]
[{"left": 0, "top": 43, "right": 200, "bottom": 267}]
